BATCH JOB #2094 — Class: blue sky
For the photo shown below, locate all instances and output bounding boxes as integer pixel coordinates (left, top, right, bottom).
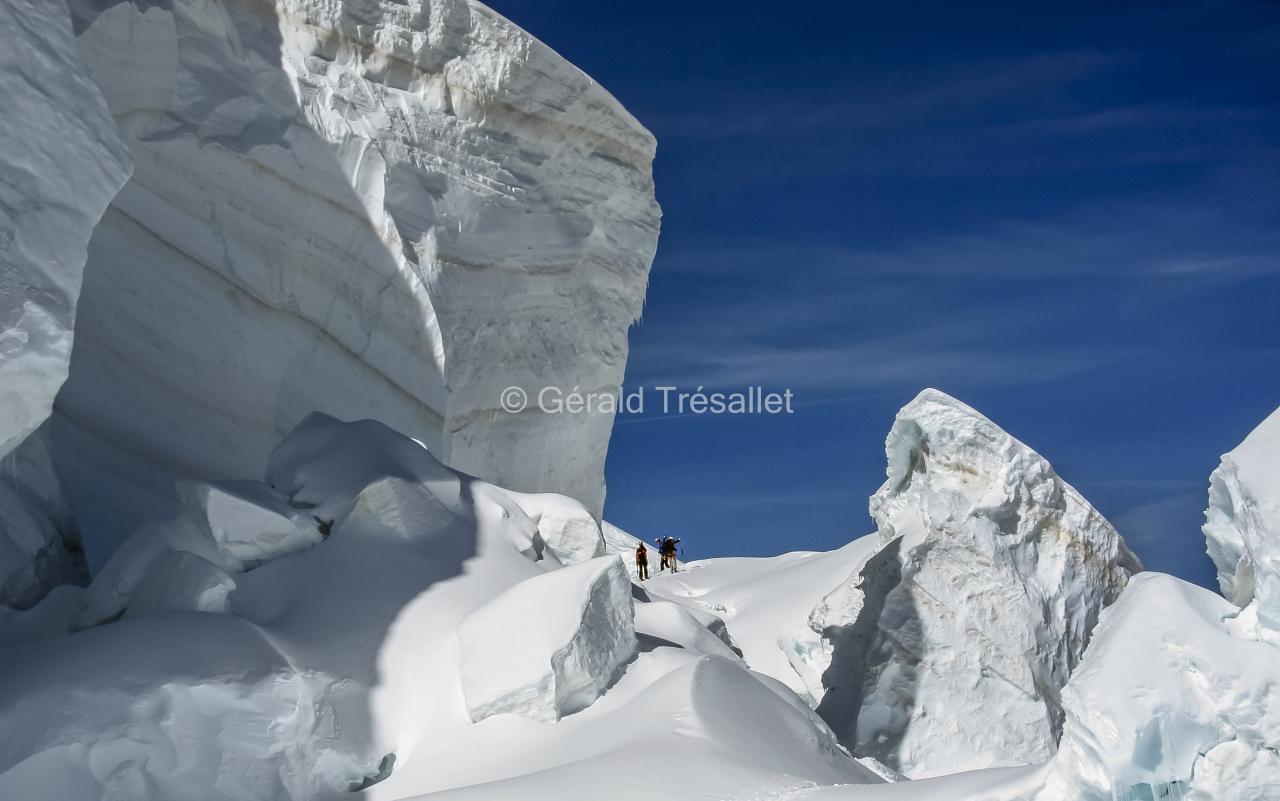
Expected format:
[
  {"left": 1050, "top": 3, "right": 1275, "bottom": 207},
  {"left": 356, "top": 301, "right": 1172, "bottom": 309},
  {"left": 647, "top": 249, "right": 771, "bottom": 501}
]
[{"left": 487, "top": 0, "right": 1280, "bottom": 588}]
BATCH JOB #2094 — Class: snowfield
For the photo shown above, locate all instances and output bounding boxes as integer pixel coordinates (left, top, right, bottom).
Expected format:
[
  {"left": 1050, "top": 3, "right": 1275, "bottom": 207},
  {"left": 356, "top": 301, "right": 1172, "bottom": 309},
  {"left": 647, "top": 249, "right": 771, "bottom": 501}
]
[
  {"left": 0, "top": 0, "right": 1278, "bottom": 798},
  {"left": 2, "top": 396, "right": 1279, "bottom": 800},
  {"left": 0, "top": 414, "right": 880, "bottom": 801}
]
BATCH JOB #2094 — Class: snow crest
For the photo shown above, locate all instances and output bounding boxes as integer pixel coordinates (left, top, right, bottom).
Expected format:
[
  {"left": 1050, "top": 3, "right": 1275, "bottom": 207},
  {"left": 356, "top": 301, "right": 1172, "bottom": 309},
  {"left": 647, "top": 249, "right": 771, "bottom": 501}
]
[
  {"left": 1204, "top": 406, "right": 1280, "bottom": 634},
  {"left": 808, "top": 388, "right": 1141, "bottom": 778},
  {"left": 1031, "top": 573, "right": 1280, "bottom": 801},
  {"left": 459, "top": 555, "right": 636, "bottom": 722}
]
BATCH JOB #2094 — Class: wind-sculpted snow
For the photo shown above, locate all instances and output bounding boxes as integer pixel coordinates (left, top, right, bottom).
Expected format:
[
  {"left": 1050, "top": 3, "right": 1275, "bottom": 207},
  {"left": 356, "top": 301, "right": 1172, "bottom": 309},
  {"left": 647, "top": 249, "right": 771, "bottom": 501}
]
[
  {"left": 0, "top": 0, "right": 130, "bottom": 608},
  {"left": 42, "top": 0, "right": 659, "bottom": 565},
  {"left": 0, "top": 415, "right": 880, "bottom": 800},
  {"left": 459, "top": 555, "right": 636, "bottom": 722},
  {"left": 71, "top": 479, "right": 320, "bottom": 628},
  {"left": 506, "top": 491, "right": 608, "bottom": 566},
  {"left": 807, "top": 389, "right": 1141, "bottom": 778},
  {"left": 1204, "top": 406, "right": 1280, "bottom": 634},
  {"left": 1028, "top": 573, "right": 1280, "bottom": 801}
]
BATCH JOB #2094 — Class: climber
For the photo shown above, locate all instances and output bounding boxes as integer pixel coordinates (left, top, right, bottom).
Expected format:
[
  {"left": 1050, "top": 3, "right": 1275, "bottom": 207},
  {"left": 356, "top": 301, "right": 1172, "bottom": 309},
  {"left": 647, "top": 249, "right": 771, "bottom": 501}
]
[
  {"left": 659, "top": 536, "right": 681, "bottom": 573},
  {"left": 635, "top": 542, "right": 650, "bottom": 581}
]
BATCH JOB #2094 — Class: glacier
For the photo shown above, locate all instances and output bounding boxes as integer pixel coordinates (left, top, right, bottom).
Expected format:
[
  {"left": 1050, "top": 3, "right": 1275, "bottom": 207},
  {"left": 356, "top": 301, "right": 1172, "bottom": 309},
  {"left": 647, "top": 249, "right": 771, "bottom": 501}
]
[
  {"left": 2, "top": 0, "right": 1279, "bottom": 798},
  {"left": 458, "top": 555, "right": 636, "bottom": 723},
  {"left": 0, "top": 415, "right": 880, "bottom": 801}
]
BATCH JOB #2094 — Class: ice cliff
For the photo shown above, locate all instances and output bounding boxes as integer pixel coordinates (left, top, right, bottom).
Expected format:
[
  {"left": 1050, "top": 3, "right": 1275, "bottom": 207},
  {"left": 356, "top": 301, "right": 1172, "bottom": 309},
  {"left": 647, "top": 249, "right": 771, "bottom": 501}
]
[
  {"left": 1204, "top": 406, "right": 1280, "bottom": 634},
  {"left": 809, "top": 390, "right": 1140, "bottom": 777},
  {"left": 0, "top": 0, "right": 131, "bottom": 608},
  {"left": 0, "top": 0, "right": 129, "bottom": 458},
  {"left": 8, "top": 0, "right": 660, "bottom": 576}
]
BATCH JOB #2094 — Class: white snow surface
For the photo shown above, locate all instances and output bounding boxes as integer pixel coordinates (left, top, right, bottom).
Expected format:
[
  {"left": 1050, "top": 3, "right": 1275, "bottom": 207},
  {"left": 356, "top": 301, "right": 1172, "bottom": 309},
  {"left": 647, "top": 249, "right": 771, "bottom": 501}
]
[
  {"left": 645, "top": 540, "right": 881, "bottom": 705},
  {"left": 1204, "top": 405, "right": 1280, "bottom": 633},
  {"left": 37, "top": 0, "right": 660, "bottom": 569},
  {"left": 459, "top": 555, "right": 636, "bottom": 722},
  {"left": 805, "top": 389, "right": 1141, "bottom": 778},
  {"left": 1027, "top": 572, "right": 1280, "bottom": 801},
  {"left": 0, "top": 414, "right": 881, "bottom": 801},
  {"left": 504, "top": 491, "right": 607, "bottom": 566}
]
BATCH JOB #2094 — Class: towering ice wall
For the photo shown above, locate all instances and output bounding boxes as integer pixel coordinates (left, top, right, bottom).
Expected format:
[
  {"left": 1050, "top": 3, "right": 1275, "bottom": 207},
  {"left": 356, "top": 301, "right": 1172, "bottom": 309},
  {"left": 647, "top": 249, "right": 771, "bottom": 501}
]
[
  {"left": 806, "top": 389, "right": 1140, "bottom": 778},
  {"left": 1204, "top": 406, "right": 1280, "bottom": 633},
  {"left": 0, "top": 0, "right": 131, "bottom": 606},
  {"left": 50, "top": 0, "right": 659, "bottom": 561}
]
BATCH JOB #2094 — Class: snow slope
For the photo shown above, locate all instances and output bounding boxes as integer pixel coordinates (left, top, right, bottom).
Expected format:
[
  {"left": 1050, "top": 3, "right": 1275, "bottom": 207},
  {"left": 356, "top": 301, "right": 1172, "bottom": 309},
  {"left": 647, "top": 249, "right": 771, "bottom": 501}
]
[
  {"left": 1204, "top": 405, "right": 1280, "bottom": 633},
  {"left": 645, "top": 540, "right": 881, "bottom": 705},
  {"left": 644, "top": 390, "right": 1142, "bottom": 782},
  {"left": 36, "top": 0, "right": 660, "bottom": 568},
  {"left": 1027, "top": 572, "right": 1280, "bottom": 801},
  {"left": 459, "top": 555, "right": 636, "bottom": 723},
  {"left": 0, "top": 415, "right": 879, "bottom": 801}
]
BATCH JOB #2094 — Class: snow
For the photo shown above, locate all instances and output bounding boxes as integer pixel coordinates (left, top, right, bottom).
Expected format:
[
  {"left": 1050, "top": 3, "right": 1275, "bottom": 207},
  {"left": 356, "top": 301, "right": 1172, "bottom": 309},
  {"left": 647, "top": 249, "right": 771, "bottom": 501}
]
[
  {"left": 504, "top": 491, "right": 607, "bottom": 565},
  {"left": 459, "top": 555, "right": 636, "bottom": 723},
  {"left": 645, "top": 541, "right": 881, "bottom": 704},
  {"left": 1204, "top": 405, "right": 1280, "bottom": 632},
  {"left": 0, "top": 414, "right": 883, "bottom": 801},
  {"left": 125, "top": 551, "right": 237, "bottom": 617},
  {"left": 38, "top": 0, "right": 660, "bottom": 572},
  {"left": 70, "top": 478, "right": 322, "bottom": 629},
  {"left": 633, "top": 599, "right": 742, "bottom": 662},
  {"left": 805, "top": 389, "right": 1141, "bottom": 778},
  {"left": 1030, "top": 573, "right": 1280, "bottom": 801},
  {"left": 2, "top": 1, "right": 1275, "bottom": 798},
  {"left": 398, "top": 655, "right": 879, "bottom": 801}
]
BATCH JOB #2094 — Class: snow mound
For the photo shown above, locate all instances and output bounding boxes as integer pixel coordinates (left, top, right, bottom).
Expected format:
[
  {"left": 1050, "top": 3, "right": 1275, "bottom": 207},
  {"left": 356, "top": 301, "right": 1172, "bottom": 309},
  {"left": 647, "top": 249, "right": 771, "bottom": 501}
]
[
  {"left": 1032, "top": 572, "right": 1280, "bottom": 801},
  {"left": 459, "top": 555, "right": 636, "bottom": 722},
  {"left": 126, "top": 552, "right": 236, "bottom": 618},
  {"left": 809, "top": 389, "right": 1141, "bottom": 778},
  {"left": 0, "top": 414, "right": 546, "bottom": 800},
  {"left": 72, "top": 480, "right": 321, "bottom": 629},
  {"left": 505, "top": 491, "right": 606, "bottom": 565},
  {"left": 601, "top": 519, "right": 651, "bottom": 579},
  {"left": 645, "top": 541, "right": 880, "bottom": 704},
  {"left": 410, "top": 655, "right": 879, "bottom": 801},
  {"left": 1204, "top": 405, "right": 1280, "bottom": 633},
  {"left": 634, "top": 600, "right": 742, "bottom": 661}
]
